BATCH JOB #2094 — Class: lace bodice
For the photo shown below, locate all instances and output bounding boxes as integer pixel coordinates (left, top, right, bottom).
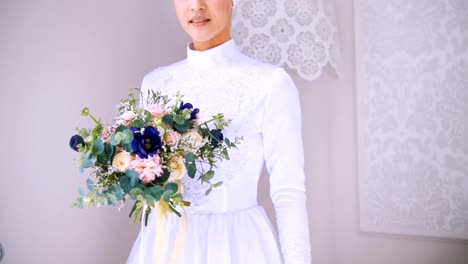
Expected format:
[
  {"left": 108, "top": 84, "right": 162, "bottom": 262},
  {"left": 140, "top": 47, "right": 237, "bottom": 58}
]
[{"left": 140, "top": 39, "right": 311, "bottom": 264}]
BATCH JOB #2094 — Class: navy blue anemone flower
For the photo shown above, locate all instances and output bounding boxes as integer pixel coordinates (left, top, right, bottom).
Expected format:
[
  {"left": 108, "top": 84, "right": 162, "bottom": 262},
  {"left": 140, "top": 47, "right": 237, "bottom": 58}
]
[
  {"left": 131, "top": 126, "right": 162, "bottom": 159},
  {"left": 69, "top": 135, "right": 85, "bottom": 152},
  {"left": 179, "top": 101, "right": 199, "bottom": 120},
  {"left": 210, "top": 129, "right": 224, "bottom": 147}
]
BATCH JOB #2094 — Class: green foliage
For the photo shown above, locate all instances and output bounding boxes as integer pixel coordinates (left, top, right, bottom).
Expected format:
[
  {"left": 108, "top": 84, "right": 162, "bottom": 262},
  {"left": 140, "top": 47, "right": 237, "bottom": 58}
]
[
  {"left": 71, "top": 89, "right": 244, "bottom": 225},
  {"left": 126, "top": 170, "right": 139, "bottom": 188},
  {"left": 92, "top": 139, "right": 104, "bottom": 154},
  {"left": 110, "top": 126, "right": 133, "bottom": 145},
  {"left": 201, "top": 171, "right": 215, "bottom": 182},
  {"left": 154, "top": 168, "right": 170, "bottom": 184},
  {"left": 164, "top": 182, "right": 178, "bottom": 194},
  {"left": 162, "top": 114, "right": 173, "bottom": 126}
]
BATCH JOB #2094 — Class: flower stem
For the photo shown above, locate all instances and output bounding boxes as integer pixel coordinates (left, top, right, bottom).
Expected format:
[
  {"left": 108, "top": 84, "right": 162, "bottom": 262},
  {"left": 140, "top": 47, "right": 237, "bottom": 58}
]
[{"left": 88, "top": 114, "right": 100, "bottom": 125}]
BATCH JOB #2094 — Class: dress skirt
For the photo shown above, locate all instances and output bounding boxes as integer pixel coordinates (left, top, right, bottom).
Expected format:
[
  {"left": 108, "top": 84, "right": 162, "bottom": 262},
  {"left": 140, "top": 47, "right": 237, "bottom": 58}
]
[{"left": 126, "top": 205, "right": 283, "bottom": 264}]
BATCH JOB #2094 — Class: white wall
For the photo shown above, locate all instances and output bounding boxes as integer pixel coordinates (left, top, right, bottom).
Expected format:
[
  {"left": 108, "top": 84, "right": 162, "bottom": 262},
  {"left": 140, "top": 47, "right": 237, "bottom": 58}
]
[
  {"left": 0, "top": 1, "right": 188, "bottom": 263},
  {"left": 1, "top": 0, "right": 467, "bottom": 263},
  {"left": 329, "top": 0, "right": 468, "bottom": 263}
]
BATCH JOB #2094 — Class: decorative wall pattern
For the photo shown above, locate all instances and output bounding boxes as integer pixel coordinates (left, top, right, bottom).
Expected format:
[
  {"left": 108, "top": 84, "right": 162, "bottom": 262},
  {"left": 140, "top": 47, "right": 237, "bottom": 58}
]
[
  {"left": 355, "top": 0, "right": 468, "bottom": 239},
  {"left": 231, "top": 0, "right": 341, "bottom": 80}
]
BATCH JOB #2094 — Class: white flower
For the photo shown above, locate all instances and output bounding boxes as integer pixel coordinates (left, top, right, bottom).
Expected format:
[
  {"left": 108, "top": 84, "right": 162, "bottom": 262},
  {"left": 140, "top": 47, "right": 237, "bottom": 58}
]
[{"left": 112, "top": 151, "right": 133, "bottom": 171}]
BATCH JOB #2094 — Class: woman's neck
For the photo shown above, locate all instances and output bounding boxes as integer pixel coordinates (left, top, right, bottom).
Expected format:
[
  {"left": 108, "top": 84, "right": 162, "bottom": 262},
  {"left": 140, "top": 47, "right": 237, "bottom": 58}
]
[{"left": 191, "top": 33, "right": 232, "bottom": 51}]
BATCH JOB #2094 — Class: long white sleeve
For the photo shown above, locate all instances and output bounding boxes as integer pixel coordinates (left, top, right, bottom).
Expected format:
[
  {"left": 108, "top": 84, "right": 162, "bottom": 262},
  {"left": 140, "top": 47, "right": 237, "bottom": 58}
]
[{"left": 261, "top": 68, "right": 312, "bottom": 264}]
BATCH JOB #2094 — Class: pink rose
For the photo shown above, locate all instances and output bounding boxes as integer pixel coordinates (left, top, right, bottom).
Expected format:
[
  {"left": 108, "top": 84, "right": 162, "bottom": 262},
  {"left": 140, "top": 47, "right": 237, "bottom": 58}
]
[
  {"left": 145, "top": 104, "right": 168, "bottom": 119},
  {"left": 164, "top": 130, "right": 181, "bottom": 147},
  {"left": 128, "top": 154, "right": 164, "bottom": 184}
]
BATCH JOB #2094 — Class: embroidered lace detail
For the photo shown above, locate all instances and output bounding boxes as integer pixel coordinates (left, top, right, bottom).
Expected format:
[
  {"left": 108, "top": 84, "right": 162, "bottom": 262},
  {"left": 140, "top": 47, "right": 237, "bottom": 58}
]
[
  {"left": 143, "top": 62, "right": 266, "bottom": 205},
  {"left": 180, "top": 175, "right": 210, "bottom": 207},
  {"left": 232, "top": 0, "right": 341, "bottom": 80}
]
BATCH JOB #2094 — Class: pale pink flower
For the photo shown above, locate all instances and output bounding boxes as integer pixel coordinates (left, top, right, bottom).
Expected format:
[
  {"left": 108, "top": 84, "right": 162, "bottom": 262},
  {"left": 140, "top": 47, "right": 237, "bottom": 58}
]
[
  {"left": 101, "top": 125, "right": 116, "bottom": 143},
  {"left": 128, "top": 154, "right": 164, "bottom": 184},
  {"left": 145, "top": 104, "right": 168, "bottom": 119},
  {"left": 164, "top": 130, "right": 181, "bottom": 148},
  {"left": 117, "top": 111, "right": 136, "bottom": 126}
]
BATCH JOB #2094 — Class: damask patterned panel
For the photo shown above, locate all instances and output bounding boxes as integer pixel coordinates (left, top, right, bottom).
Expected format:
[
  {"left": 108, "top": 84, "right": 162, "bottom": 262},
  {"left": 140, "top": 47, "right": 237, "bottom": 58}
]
[
  {"left": 355, "top": 0, "right": 468, "bottom": 240},
  {"left": 231, "top": 0, "right": 341, "bottom": 81}
]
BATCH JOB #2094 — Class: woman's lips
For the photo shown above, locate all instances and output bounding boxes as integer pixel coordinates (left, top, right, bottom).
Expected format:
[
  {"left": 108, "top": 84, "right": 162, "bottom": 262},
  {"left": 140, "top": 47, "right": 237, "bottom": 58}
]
[{"left": 189, "top": 16, "right": 211, "bottom": 27}]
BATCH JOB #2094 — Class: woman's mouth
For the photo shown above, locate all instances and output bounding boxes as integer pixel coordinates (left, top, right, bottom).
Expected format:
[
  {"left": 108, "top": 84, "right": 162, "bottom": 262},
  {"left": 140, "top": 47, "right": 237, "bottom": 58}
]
[{"left": 189, "top": 16, "right": 211, "bottom": 27}]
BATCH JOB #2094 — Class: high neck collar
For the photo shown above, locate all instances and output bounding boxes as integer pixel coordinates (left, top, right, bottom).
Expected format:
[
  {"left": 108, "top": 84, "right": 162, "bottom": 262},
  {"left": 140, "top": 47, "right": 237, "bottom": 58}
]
[{"left": 186, "top": 38, "right": 240, "bottom": 68}]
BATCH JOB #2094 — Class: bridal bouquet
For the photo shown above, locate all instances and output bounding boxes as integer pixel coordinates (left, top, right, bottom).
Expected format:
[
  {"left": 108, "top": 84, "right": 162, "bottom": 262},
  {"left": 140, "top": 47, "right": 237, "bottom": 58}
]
[{"left": 69, "top": 88, "right": 242, "bottom": 225}]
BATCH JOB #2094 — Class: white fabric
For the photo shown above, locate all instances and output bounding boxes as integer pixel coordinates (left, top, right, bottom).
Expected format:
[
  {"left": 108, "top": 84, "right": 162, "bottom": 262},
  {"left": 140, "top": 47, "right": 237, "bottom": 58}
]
[
  {"left": 126, "top": 39, "right": 311, "bottom": 264},
  {"left": 231, "top": 0, "right": 341, "bottom": 81}
]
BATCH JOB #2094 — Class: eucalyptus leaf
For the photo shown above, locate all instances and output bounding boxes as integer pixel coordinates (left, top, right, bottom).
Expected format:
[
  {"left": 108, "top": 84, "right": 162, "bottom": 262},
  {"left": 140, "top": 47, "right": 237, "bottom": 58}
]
[
  {"left": 107, "top": 193, "right": 117, "bottom": 205},
  {"left": 122, "top": 143, "right": 133, "bottom": 153},
  {"left": 115, "top": 125, "right": 129, "bottom": 133},
  {"left": 114, "top": 131, "right": 126, "bottom": 144},
  {"left": 78, "top": 186, "right": 85, "bottom": 197},
  {"left": 93, "top": 139, "right": 104, "bottom": 154},
  {"left": 129, "top": 188, "right": 144, "bottom": 199},
  {"left": 222, "top": 148, "right": 230, "bottom": 160},
  {"left": 164, "top": 182, "right": 178, "bottom": 193},
  {"left": 144, "top": 194, "right": 155, "bottom": 206},
  {"left": 119, "top": 176, "right": 131, "bottom": 193},
  {"left": 162, "top": 114, "right": 174, "bottom": 126},
  {"left": 126, "top": 170, "right": 139, "bottom": 187},
  {"left": 131, "top": 119, "right": 144, "bottom": 128},
  {"left": 173, "top": 113, "right": 186, "bottom": 125},
  {"left": 122, "top": 128, "right": 134, "bottom": 144},
  {"left": 213, "top": 181, "right": 223, "bottom": 188},
  {"left": 155, "top": 168, "right": 170, "bottom": 184},
  {"left": 109, "top": 134, "right": 118, "bottom": 145},
  {"left": 187, "top": 164, "right": 196, "bottom": 178},
  {"left": 162, "top": 190, "right": 174, "bottom": 202},
  {"left": 174, "top": 122, "right": 189, "bottom": 133},
  {"left": 111, "top": 184, "right": 124, "bottom": 199},
  {"left": 201, "top": 171, "right": 215, "bottom": 182},
  {"left": 105, "top": 143, "right": 115, "bottom": 160},
  {"left": 184, "top": 153, "right": 195, "bottom": 162},
  {"left": 86, "top": 179, "right": 94, "bottom": 191}
]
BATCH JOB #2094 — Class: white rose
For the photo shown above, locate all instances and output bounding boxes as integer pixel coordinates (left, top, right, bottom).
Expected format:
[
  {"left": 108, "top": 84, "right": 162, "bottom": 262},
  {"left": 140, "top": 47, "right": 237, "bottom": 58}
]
[
  {"left": 112, "top": 151, "right": 132, "bottom": 171},
  {"left": 168, "top": 155, "right": 186, "bottom": 181}
]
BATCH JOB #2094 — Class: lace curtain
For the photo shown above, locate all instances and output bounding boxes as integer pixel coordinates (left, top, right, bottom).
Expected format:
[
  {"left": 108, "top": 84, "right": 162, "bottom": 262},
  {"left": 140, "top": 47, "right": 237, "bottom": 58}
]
[
  {"left": 356, "top": 0, "right": 468, "bottom": 240},
  {"left": 231, "top": 0, "right": 341, "bottom": 81}
]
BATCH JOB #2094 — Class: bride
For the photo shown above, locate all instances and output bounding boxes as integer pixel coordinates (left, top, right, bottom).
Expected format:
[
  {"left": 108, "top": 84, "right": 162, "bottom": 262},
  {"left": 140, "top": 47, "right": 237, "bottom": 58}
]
[{"left": 126, "top": 0, "right": 311, "bottom": 263}]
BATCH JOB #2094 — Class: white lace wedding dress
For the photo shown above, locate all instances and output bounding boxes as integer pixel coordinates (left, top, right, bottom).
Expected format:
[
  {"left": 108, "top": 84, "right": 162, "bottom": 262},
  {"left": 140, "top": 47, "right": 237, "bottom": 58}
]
[{"left": 126, "top": 39, "right": 311, "bottom": 264}]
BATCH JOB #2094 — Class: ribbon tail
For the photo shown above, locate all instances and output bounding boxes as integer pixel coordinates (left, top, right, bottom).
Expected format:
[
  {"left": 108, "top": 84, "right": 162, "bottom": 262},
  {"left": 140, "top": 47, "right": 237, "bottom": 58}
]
[{"left": 169, "top": 207, "right": 188, "bottom": 264}]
